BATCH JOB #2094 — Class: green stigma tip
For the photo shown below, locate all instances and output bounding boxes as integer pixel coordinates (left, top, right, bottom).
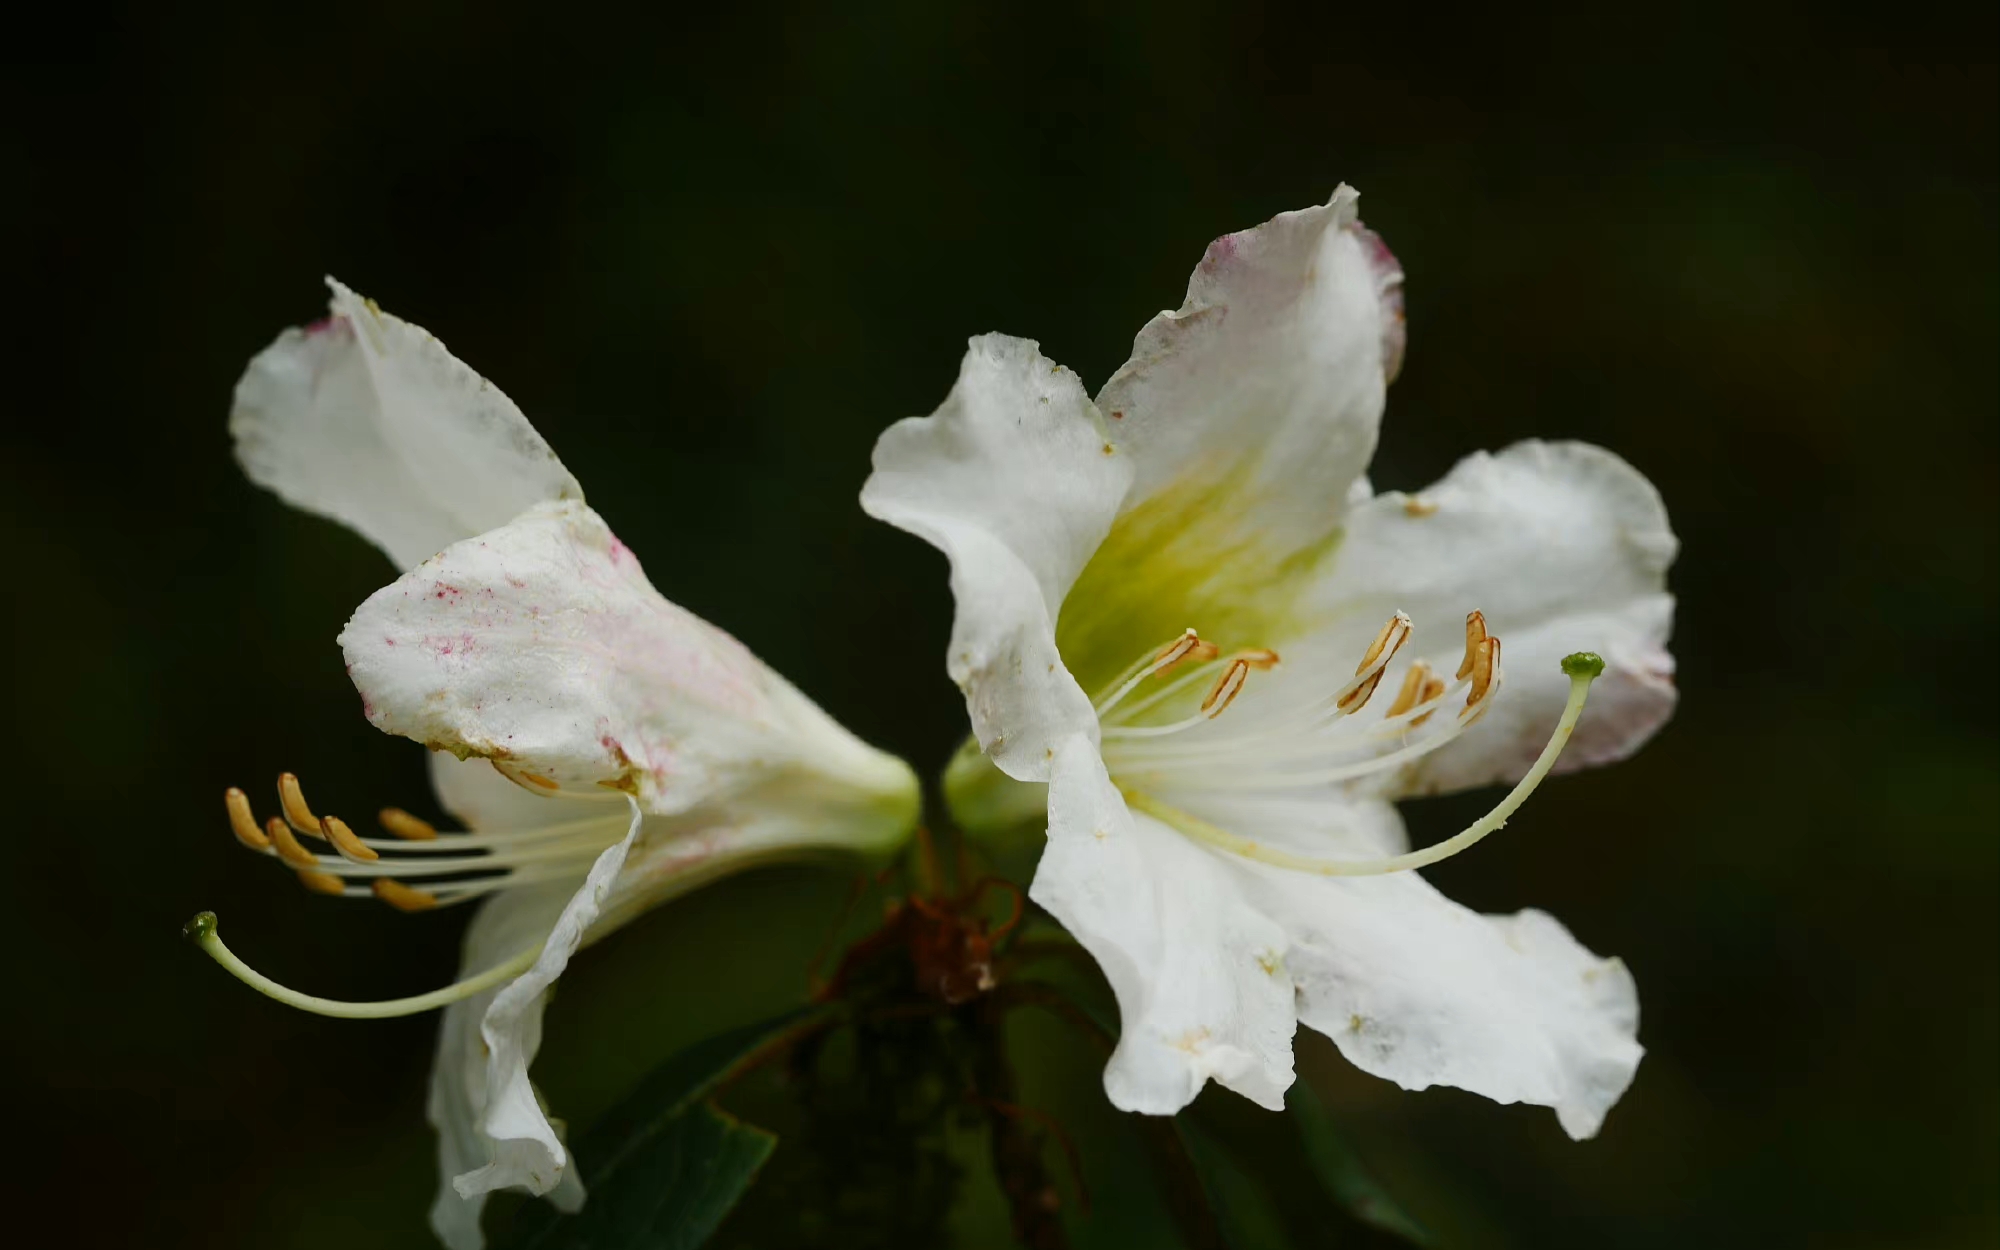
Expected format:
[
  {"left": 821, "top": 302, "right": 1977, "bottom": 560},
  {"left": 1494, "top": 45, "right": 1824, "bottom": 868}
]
[
  {"left": 1561, "top": 652, "right": 1606, "bottom": 679},
  {"left": 183, "top": 911, "right": 218, "bottom": 943}
]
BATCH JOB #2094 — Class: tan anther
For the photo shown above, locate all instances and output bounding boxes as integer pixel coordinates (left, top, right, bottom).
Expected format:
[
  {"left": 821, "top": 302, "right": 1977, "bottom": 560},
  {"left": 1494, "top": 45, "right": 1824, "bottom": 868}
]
[
  {"left": 1338, "top": 668, "right": 1386, "bottom": 714},
  {"left": 266, "top": 817, "right": 320, "bottom": 870},
  {"left": 225, "top": 787, "right": 271, "bottom": 852},
  {"left": 320, "top": 815, "right": 380, "bottom": 863},
  {"left": 1385, "top": 661, "right": 1433, "bottom": 718},
  {"left": 277, "top": 773, "right": 325, "bottom": 839},
  {"left": 496, "top": 761, "right": 562, "bottom": 794},
  {"left": 1158, "top": 632, "right": 1220, "bottom": 676},
  {"left": 1153, "top": 630, "right": 1199, "bottom": 672},
  {"left": 1457, "top": 611, "right": 1489, "bottom": 680},
  {"left": 1201, "top": 660, "right": 1251, "bottom": 717},
  {"left": 1356, "top": 612, "right": 1412, "bottom": 674},
  {"left": 1403, "top": 497, "right": 1439, "bottom": 517},
  {"left": 373, "top": 879, "right": 440, "bottom": 912},
  {"left": 1238, "top": 648, "right": 1280, "bottom": 671},
  {"left": 1412, "top": 676, "right": 1448, "bottom": 727},
  {"left": 1466, "top": 636, "right": 1501, "bottom": 709},
  {"left": 379, "top": 807, "right": 439, "bottom": 842},
  {"left": 296, "top": 869, "right": 347, "bottom": 897}
]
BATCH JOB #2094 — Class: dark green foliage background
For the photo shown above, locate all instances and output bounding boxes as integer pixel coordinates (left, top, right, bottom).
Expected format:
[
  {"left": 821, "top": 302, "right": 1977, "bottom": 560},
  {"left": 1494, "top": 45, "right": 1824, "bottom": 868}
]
[{"left": 5, "top": 3, "right": 1993, "bottom": 1246}]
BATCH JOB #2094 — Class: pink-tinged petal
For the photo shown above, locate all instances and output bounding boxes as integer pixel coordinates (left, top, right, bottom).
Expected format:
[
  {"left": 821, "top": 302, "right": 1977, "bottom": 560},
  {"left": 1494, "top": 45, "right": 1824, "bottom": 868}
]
[
  {"left": 341, "top": 500, "right": 917, "bottom": 826},
  {"left": 1096, "top": 185, "right": 1400, "bottom": 551},
  {"left": 232, "top": 279, "right": 581, "bottom": 571},
  {"left": 1051, "top": 188, "right": 1407, "bottom": 694},
  {"left": 862, "top": 335, "right": 1133, "bottom": 781},
  {"left": 1310, "top": 439, "right": 1678, "bottom": 795}
]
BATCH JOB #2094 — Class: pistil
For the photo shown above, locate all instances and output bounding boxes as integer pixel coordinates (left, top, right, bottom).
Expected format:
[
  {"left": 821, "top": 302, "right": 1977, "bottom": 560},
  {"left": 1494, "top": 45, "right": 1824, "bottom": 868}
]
[{"left": 184, "top": 910, "right": 543, "bottom": 1018}]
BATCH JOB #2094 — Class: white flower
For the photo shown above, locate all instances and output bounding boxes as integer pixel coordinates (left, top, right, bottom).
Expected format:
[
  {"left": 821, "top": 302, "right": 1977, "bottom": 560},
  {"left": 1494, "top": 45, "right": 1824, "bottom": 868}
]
[
  {"left": 199, "top": 280, "right": 920, "bottom": 1249},
  {"left": 861, "top": 188, "right": 1676, "bottom": 1138}
]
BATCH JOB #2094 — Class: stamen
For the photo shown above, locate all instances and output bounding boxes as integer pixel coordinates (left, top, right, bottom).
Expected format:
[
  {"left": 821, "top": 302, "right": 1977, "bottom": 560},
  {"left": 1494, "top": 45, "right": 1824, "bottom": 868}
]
[
  {"left": 220, "top": 764, "right": 633, "bottom": 930},
  {"left": 1457, "top": 611, "right": 1488, "bottom": 680},
  {"left": 277, "top": 773, "right": 324, "bottom": 839},
  {"left": 320, "top": 816, "right": 380, "bottom": 864},
  {"left": 1201, "top": 660, "right": 1251, "bottom": 716},
  {"left": 1094, "top": 629, "right": 1219, "bottom": 716},
  {"left": 1337, "top": 612, "right": 1411, "bottom": 713},
  {"left": 1411, "top": 674, "right": 1447, "bottom": 727},
  {"left": 1163, "top": 635, "right": 1224, "bottom": 675},
  {"left": 495, "top": 762, "right": 563, "bottom": 794},
  {"left": 1125, "top": 652, "right": 1606, "bottom": 877},
  {"left": 1109, "top": 614, "right": 1409, "bottom": 758},
  {"left": 1466, "top": 636, "right": 1500, "bottom": 710},
  {"left": 373, "top": 879, "right": 440, "bottom": 912},
  {"left": 1103, "top": 648, "right": 1281, "bottom": 739},
  {"left": 297, "top": 869, "right": 348, "bottom": 896},
  {"left": 182, "top": 910, "right": 543, "bottom": 1020},
  {"left": 225, "top": 788, "right": 270, "bottom": 852},
  {"left": 266, "top": 817, "right": 320, "bottom": 870},
  {"left": 379, "top": 807, "right": 438, "bottom": 841},
  {"left": 1384, "top": 661, "right": 1432, "bottom": 718},
  {"left": 1359, "top": 613, "right": 1410, "bottom": 671}
]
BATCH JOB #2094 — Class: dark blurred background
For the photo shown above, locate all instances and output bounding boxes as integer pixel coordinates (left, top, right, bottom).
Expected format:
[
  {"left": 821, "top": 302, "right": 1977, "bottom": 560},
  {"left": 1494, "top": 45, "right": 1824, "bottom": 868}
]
[{"left": 6, "top": 4, "right": 1994, "bottom": 1247}]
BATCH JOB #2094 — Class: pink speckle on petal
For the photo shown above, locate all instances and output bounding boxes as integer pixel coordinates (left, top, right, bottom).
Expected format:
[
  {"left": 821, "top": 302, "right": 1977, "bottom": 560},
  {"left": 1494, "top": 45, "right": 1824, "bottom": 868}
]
[{"left": 1349, "top": 219, "right": 1407, "bottom": 383}]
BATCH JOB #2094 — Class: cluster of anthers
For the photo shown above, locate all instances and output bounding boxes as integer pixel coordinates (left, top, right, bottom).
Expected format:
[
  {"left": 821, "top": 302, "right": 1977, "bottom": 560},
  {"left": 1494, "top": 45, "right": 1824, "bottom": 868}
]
[
  {"left": 1094, "top": 609, "right": 1500, "bottom": 780},
  {"left": 1085, "top": 609, "right": 1604, "bottom": 876},
  {"left": 222, "top": 773, "right": 631, "bottom": 911},
  {"left": 188, "top": 773, "right": 639, "bottom": 1019}
]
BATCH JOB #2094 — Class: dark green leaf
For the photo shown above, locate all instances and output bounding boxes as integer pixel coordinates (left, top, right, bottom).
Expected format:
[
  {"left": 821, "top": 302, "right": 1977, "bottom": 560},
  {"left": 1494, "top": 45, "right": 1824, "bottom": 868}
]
[
  {"left": 498, "top": 1004, "right": 835, "bottom": 1250},
  {"left": 1174, "top": 1117, "right": 1298, "bottom": 1250},
  {"left": 1285, "top": 1084, "right": 1432, "bottom": 1246}
]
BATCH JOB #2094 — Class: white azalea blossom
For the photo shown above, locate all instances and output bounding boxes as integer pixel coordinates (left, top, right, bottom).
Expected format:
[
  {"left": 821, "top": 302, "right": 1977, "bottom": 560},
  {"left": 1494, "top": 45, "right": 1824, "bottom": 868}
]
[
  {"left": 202, "top": 281, "right": 920, "bottom": 1248},
  {"left": 862, "top": 187, "right": 1676, "bottom": 1137}
]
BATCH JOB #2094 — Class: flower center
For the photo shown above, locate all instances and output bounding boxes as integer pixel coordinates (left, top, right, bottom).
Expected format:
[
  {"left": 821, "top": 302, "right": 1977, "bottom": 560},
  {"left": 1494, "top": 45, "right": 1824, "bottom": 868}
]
[
  {"left": 1087, "top": 613, "right": 1604, "bottom": 876},
  {"left": 1092, "top": 609, "right": 1498, "bottom": 787}
]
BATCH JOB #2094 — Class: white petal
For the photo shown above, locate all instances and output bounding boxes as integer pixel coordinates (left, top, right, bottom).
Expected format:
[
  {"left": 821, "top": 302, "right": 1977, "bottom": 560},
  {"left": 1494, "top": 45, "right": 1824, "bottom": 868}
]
[
  {"left": 423, "top": 799, "right": 917, "bottom": 1247},
  {"left": 340, "top": 499, "right": 916, "bottom": 822},
  {"left": 1096, "top": 184, "right": 1400, "bottom": 544},
  {"left": 425, "top": 878, "right": 585, "bottom": 1250},
  {"left": 451, "top": 804, "right": 642, "bottom": 1209},
  {"left": 1314, "top": 439, "right": 1678, "bottom": 794},
  {"left": 1167, "top": 788, "right": 1411, "bottom": 859},
  {"left": 1054, "top": 189, "right": 1404, "bottom": 691},
  {"left": 862, "top": 335, "right": 1132, "bottom": 780},
  {"left": 1270, "top": 868, "right": 1643, "bottom": 1139},
  {"left": 1031, "top": 737, "right": 1296, "bottom": 1114},
  {"left": 231, "top": 279, "right": 582, "bottom": 571}
]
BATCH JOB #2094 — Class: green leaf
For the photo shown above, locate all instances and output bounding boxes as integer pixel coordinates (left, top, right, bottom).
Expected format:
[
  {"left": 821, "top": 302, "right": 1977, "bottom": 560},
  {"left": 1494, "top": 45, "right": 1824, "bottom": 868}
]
[
  {"left": 498, "top": 1004, "right": 836, "bottom": 1250},
  {"left": 1285, "top": 1084, "right": 1432, "bottom": 1246},
  {"left": 1174, "top": 1117, "right": 1297, "bottom": 1250}
]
